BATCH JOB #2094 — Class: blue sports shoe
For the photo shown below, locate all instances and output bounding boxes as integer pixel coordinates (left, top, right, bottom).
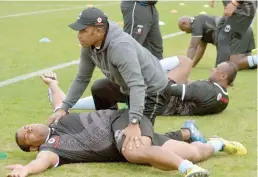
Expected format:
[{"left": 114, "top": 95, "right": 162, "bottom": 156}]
[{"left": 181, "top": 120, "right": 207, "bottom": 143}]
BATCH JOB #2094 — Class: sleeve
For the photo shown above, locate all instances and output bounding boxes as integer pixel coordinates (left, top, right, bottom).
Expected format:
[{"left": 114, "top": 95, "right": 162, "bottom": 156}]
[
  {"left": 171, "top": 83, "right": 198, "bottom": 101},
  {"left": 39, "top": 146, "right": 73, "bottom": 167},
  {"left": 191, "top": 17, "right": 204, "bottom": 37},
  {"left": 110, "top": 42, "right": 147, "bottom": 122},
  {"left": 61, "top": 48, "right": 95, "bottom": 111}
]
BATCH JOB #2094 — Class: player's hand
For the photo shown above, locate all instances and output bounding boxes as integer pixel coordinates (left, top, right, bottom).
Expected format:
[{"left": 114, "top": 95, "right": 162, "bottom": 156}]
[
  {"left": 209, "top": 0, "right": 215, "bottom": 8},
  {"left": 6, "top": 164, "right": 29, "bottom": 177},
  {"left": 122, "top": 124, "right": 143, "bottom": 151},
  {"left": 47, "top": 109, "right": 67, "bottom": 126},
  {"left": 40, "top": 72, "right": 58, "bottom": 86},
  {"left": 224, "top": 3, "right": 237, "bottom": 17}
]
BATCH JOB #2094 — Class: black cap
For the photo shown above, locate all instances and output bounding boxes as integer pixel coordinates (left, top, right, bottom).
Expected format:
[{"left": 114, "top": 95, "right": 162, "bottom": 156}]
[{"left": 69, "top": 7, "right": 108, "bottom": 31}]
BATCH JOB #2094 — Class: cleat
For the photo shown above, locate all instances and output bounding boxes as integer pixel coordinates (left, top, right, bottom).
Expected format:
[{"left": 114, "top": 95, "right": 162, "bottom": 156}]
[
  {"left": 185, "top": 165, "right": 211, "bottom": 177},
  {"left": 182, "top": 120, "right": 206, "bottom": 143},
  {"left": 210, "top": 137, "right": 247, "bottom": 155}
]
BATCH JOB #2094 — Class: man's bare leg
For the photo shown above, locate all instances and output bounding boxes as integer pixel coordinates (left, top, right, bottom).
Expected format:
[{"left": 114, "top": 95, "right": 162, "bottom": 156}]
[
  {"left": 122, "top": 137, "right": 210, "bottom": 176},
  {"left": 230, "top": 54, "right": 257, "bottom": 70},
  {"left": 40, "top": 73, "right": 65, "bottom": 111},
  {"left": 161, "top": 137, "right": 247, "bottom": 163},
  {"left": 40, "top": 72, "right": 95, "bottom": 110},
  {"left": 123, "top": 136, "right": 246, "bottom": 176},
  {"left": 166, "top": 56, "right": 193, "bottom": 84}
]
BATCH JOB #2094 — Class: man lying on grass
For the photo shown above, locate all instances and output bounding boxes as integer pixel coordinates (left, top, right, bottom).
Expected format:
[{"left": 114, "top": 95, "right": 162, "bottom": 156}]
[
  {"left": 7, "top": 75, "right": 246, "bottom": 177},
  {"left": 42, "top": 59, "right": 237, "bottom": 116}
]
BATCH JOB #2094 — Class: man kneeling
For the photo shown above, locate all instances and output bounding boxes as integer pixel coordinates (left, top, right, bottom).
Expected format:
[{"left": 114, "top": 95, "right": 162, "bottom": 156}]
[{"left": 8, "top": 112, "right": 246, "bottom": 177}]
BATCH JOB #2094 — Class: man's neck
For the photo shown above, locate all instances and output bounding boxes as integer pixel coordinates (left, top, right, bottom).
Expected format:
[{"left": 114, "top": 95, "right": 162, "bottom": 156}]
[
  {"left": 94, "top": 33, "right": 106, "bottom": 49},
  {"left": 213, "top": 80, "right": 228, "bottom": 89}
]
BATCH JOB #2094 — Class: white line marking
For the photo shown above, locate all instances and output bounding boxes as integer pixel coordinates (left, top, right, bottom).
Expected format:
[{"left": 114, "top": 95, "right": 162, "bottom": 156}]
[
  {"left": 0, "top": 31, "right": 185, "bottom": 88},
  {"left": 0, "top": 60, "right": 79, "bottom": 88},
  {"left": 162, "top": 31, "right": 185, "bottom": 39},
  {"left": 0, "top": 3, "right": 118, "bottom": 19}
]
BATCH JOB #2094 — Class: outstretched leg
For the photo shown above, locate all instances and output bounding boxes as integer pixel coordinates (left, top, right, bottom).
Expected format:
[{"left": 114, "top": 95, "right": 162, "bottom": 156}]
[
  {"left": 160, "top": 56, "right": 193, "bottom": 84},
  {"left": 230, "top": 54, "right": 257, "bottom": 70},
  {"left": 41, "top": 72, "right": 96, "bottom": 111},
  {"left": 40, "top": 72, "right": 65, "bottom": 111}
]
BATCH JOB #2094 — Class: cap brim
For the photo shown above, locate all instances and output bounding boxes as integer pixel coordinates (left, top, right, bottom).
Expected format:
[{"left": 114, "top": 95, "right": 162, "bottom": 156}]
[{"left": 68, "top": 21, "right": 88, "bottom": 31}]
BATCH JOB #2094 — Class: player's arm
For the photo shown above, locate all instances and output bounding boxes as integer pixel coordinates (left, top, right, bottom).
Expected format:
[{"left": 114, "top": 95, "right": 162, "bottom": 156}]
[
  {"left": 110, "top": 43, "right": 146, "bottom": 123},
  {"left": 61, "top": 48, "right": 95, "bottom": 112},
  {"left": 187, "top": 36, "right": 202, "bottom": 60},
  {"left": 231, "top": 0, "right": 240, "bottom": 6},
  {"left": 187, "top": 19, "right": 203, "bottom": 60},
  {"left": 192, "top": 41, "right": 207, "bottom": 67},
  {"left": 7, "top": 151, "right": 59, "bottom": 177}
]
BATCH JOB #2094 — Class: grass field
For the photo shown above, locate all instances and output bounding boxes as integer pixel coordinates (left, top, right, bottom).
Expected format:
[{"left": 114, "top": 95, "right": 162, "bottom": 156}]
[{"left": 0, "top": 1, "right": 257, "bottom": 177}]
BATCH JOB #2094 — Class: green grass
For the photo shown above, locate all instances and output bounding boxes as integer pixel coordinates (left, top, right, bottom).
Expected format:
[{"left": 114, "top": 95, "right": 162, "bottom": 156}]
[{"left": 0, "top": 1, "right": 257, "bottom": 177}]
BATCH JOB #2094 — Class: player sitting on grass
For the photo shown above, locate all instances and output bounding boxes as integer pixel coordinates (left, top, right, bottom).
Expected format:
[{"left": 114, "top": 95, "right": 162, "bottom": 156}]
[
  {"left": 7, "top": 85, "right": 247, "bottom": 177},
  {"left": 41, "top": 58, "right": 237, "bottom": 116}
]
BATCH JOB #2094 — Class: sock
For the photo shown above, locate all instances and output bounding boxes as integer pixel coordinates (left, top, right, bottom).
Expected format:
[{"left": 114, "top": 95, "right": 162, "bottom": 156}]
[
  {"left": 178, "top": 160, "right": 194, "bottom": 174},
  {"left": 48, "top": 88, "right": 53, "bottom": 104},
  {"left": 207, "top": 140, "right": 224, "bottom": 153},
  {"left": 72, "top": 96, "right": 96, "bottom": 110},
  {"left": 247, "top": 55, "right": 257, "bottom": 68},
  {"left": 159, "top": 56, "right": 179, "bottom": 74}
]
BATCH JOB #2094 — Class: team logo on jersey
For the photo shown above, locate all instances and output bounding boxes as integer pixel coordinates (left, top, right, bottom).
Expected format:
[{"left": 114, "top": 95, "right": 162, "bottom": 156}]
[
  {"left": 136, "top": 25, "right": 143, "bottom": 34},
  {"left": 217, "top": 93, "right": 222, "bottom": 101},
  {"left": 114, "top": 130, "right": 124, "bottom": 143},
  {"left": 136, "top": 28, "right": 142, "bottom": 34},
  {"left": 224, "top": 25, "right": 231, "bottom": 32},
  {"left": 48, "top": 138, "right": 56, "bottom": 144}
]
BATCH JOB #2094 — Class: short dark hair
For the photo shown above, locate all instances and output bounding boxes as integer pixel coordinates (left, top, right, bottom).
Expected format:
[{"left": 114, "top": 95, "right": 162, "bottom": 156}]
[
  {"left": 15, "top": 132, "right": 30, "bottom": 152},
  {"left": 225, "top": 61, "right": 238, "bottom": 85}
]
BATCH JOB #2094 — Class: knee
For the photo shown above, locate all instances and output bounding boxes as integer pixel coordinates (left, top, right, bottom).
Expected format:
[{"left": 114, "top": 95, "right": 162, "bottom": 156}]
[
  {"left": 177, "top": 56, "right": 193, "bottom": 69},
  {"left": 91, "top": 79, "right": 108, "bottom": 94},
  {"left": 122, "top": 146, "right": 148, "bottom": 164},
  {"left": 191, "top": 142, "right": 204, "bottom": 163}
]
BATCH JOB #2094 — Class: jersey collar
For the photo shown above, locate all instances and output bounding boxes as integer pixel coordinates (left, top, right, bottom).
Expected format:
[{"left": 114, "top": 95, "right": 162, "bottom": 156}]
[
  {"left": 45, "top": 128, "right": 52, "bottom": 143},
  {"left": 213, "top": 82, "right": 228, "bottom": 95}
]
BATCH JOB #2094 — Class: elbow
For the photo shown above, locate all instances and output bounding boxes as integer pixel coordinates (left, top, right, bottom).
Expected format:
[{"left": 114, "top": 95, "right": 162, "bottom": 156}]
[{"left": 75, "top": 75, "right": 91, "bottom": 84}]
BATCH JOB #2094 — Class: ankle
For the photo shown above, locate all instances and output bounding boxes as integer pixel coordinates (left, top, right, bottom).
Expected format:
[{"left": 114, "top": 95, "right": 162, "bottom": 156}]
[
  {"left": 181, "top": 129, "right": 191, "bottom": 142},
  {"left": 48, "top": 81, "right": 58, "bottom": 87}
]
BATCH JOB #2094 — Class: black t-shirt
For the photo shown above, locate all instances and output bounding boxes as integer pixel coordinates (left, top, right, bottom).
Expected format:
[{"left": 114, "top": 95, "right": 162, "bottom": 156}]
[
  {"left": 39, "top": 110, "right": 125, "bottom": 166},
  {"left": 163, "top": 80, "right": 229, "bottom": 116},
  {"left": 191, "top": 15, "right": 220, "bottom": 45}
]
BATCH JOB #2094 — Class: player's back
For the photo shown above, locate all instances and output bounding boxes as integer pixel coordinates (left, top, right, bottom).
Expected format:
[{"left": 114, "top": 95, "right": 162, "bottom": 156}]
[{"left": 192, "top": 15, "right": 220, "bottom": 45}]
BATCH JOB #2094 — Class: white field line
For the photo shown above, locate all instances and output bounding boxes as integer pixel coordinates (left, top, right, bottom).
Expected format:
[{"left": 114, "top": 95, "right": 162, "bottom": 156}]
[
  {"left": 0, "top": 2, "right": 118, "bottom": 19},
  {"left": 0, "top": 31, "right": 185, "bottom": 88}
]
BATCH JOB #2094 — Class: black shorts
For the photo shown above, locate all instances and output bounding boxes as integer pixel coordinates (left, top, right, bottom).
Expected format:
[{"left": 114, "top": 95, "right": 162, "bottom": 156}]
[
  {"left": 230, "top": 27, "right": 255, "bottom": 55},
  {"left": 111, "top": 110, "right": 170, "bottom": 153}
]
